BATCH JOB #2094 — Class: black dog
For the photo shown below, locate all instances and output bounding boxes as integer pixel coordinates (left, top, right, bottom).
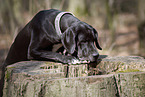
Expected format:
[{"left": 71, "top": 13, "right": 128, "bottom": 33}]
[
  {"left": 4, "top": 9, "right": 102, "bottom": 66},
  {"left": 0, "top": 9, "right": 102, "bottom": 96}
]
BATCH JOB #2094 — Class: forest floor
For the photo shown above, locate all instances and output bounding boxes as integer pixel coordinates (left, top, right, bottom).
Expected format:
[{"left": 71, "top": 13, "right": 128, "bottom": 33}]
[{"left": 99, "top": 25, "right": 139, "bottom": 57}]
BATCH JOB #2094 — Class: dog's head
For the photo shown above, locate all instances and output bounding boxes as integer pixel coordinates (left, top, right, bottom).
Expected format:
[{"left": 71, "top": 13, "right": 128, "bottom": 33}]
[{"left": 61, "top": 22, "right": 102, "bottom": 62}]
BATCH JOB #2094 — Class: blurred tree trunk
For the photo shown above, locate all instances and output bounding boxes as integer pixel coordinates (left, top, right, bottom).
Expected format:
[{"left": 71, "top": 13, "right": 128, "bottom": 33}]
[
  {"left": 68, "top": 0, "right": 88, "bottom": 16},
  {"left": 138, "top": 0, "right": 145, "bottom": 22},
  {"left": 29, "top": 0, "right": 52, "bottom": 15},
  {"left": 138, "top": 0, "right": 145, "bottom": 57},
  {"left": 86, "top": 0, "right": 107, "bottom": 28},
  {"left": 0, "top": 0, "right": 19, "bottom": 38},
  {"left": 0, "top": 0, "right": 52, "bottom": 36},
  {"left": 106, "top": 0, "right": 116, "bottom": 45},
  {"left": 138, "top": 22, "right": 145, "bottom": 57}
]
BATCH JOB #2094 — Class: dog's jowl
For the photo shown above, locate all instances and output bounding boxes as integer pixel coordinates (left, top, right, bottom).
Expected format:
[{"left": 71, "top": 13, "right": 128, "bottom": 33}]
[{"left": 4, "top": 9, "right": 102, "bottom": 66}]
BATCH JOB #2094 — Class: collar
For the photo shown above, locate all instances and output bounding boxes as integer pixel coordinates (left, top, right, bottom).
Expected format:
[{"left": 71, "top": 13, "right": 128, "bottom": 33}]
[{"left": 55, "top": 12, "right": 74, "bottom": 37}]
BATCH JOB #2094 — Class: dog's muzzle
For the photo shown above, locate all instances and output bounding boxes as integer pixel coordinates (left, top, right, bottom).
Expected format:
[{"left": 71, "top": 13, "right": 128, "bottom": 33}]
[{"left": 78, "top": 53, "right": 99, "bottom": 62}]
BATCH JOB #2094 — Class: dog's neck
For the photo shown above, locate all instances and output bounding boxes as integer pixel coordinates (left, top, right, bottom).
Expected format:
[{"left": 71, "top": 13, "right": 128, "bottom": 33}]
[
  {"left": 55, "top": 12, "right": 74, "bottom": 37},
  {"left": 60, "top": 13, "right": 80, "bottom": 33}
]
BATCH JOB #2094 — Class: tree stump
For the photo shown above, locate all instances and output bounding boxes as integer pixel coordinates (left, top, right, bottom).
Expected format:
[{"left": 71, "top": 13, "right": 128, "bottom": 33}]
[{"left": 2, "top": 56, "right": 145, "bottom": 97}]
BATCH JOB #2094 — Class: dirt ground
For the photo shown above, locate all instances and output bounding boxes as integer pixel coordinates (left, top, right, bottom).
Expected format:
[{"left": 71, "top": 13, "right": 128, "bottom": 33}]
[
  {"left": 99, "top": 14, "right": 139, "bottom": 57},
  {"left": 99, "top": 25, "right": 139, "bottom": 56}
]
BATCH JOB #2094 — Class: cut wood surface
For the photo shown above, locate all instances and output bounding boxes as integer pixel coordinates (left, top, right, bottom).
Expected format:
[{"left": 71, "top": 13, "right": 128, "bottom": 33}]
[{"left": 3, "top": 56, "right": 145, "bottom": 97}]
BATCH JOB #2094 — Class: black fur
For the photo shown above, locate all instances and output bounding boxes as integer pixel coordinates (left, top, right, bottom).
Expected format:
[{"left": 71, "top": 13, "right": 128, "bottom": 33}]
[
  {"left": 4, "top": 9, "right": 102, "bottom": 66},
  {"left": 0, "top": 9, "right": 102, "bottom": 96}
]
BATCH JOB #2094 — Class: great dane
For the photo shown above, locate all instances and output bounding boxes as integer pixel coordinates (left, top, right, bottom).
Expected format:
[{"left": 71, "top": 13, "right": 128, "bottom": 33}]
[
  {"left": 0, "top": 9, "right": 102, "bottom": 96},
  {"left": 4, "top": 9, "right": 102, "bottom": 66}
]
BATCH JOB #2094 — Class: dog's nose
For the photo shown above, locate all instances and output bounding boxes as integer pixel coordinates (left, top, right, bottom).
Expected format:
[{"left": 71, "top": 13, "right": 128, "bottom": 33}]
[
  {"left": 92, "top": 53, "right": 99, "bottom": 60},
  {"left": 93, "top": 53, "right": 99, "bottom": 57}
]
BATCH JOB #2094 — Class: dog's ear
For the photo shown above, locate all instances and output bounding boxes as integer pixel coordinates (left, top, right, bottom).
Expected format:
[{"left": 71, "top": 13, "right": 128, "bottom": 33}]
[
  {"left": 93, "top": 28, "right": 102, "bottom": 50},
  {"left": 61, "top": 28, "right": 76, "bottom": 54}
]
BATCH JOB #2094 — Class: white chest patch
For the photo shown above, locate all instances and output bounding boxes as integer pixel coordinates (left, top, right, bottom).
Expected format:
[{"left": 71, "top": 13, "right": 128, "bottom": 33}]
[{"left": 52, "top": 43, "right": 63, "bottom": 52}]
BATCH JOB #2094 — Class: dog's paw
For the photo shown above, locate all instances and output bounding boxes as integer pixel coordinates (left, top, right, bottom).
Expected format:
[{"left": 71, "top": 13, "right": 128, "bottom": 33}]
[
  {"left": 80, "top": 60, "right": 90, "bottom": 63},
  {"left": 68, "top": 59, "right": 90, "bottom": 65},
  {"left": 68, "top": 59, "right": 81, "bottom": 65}
]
